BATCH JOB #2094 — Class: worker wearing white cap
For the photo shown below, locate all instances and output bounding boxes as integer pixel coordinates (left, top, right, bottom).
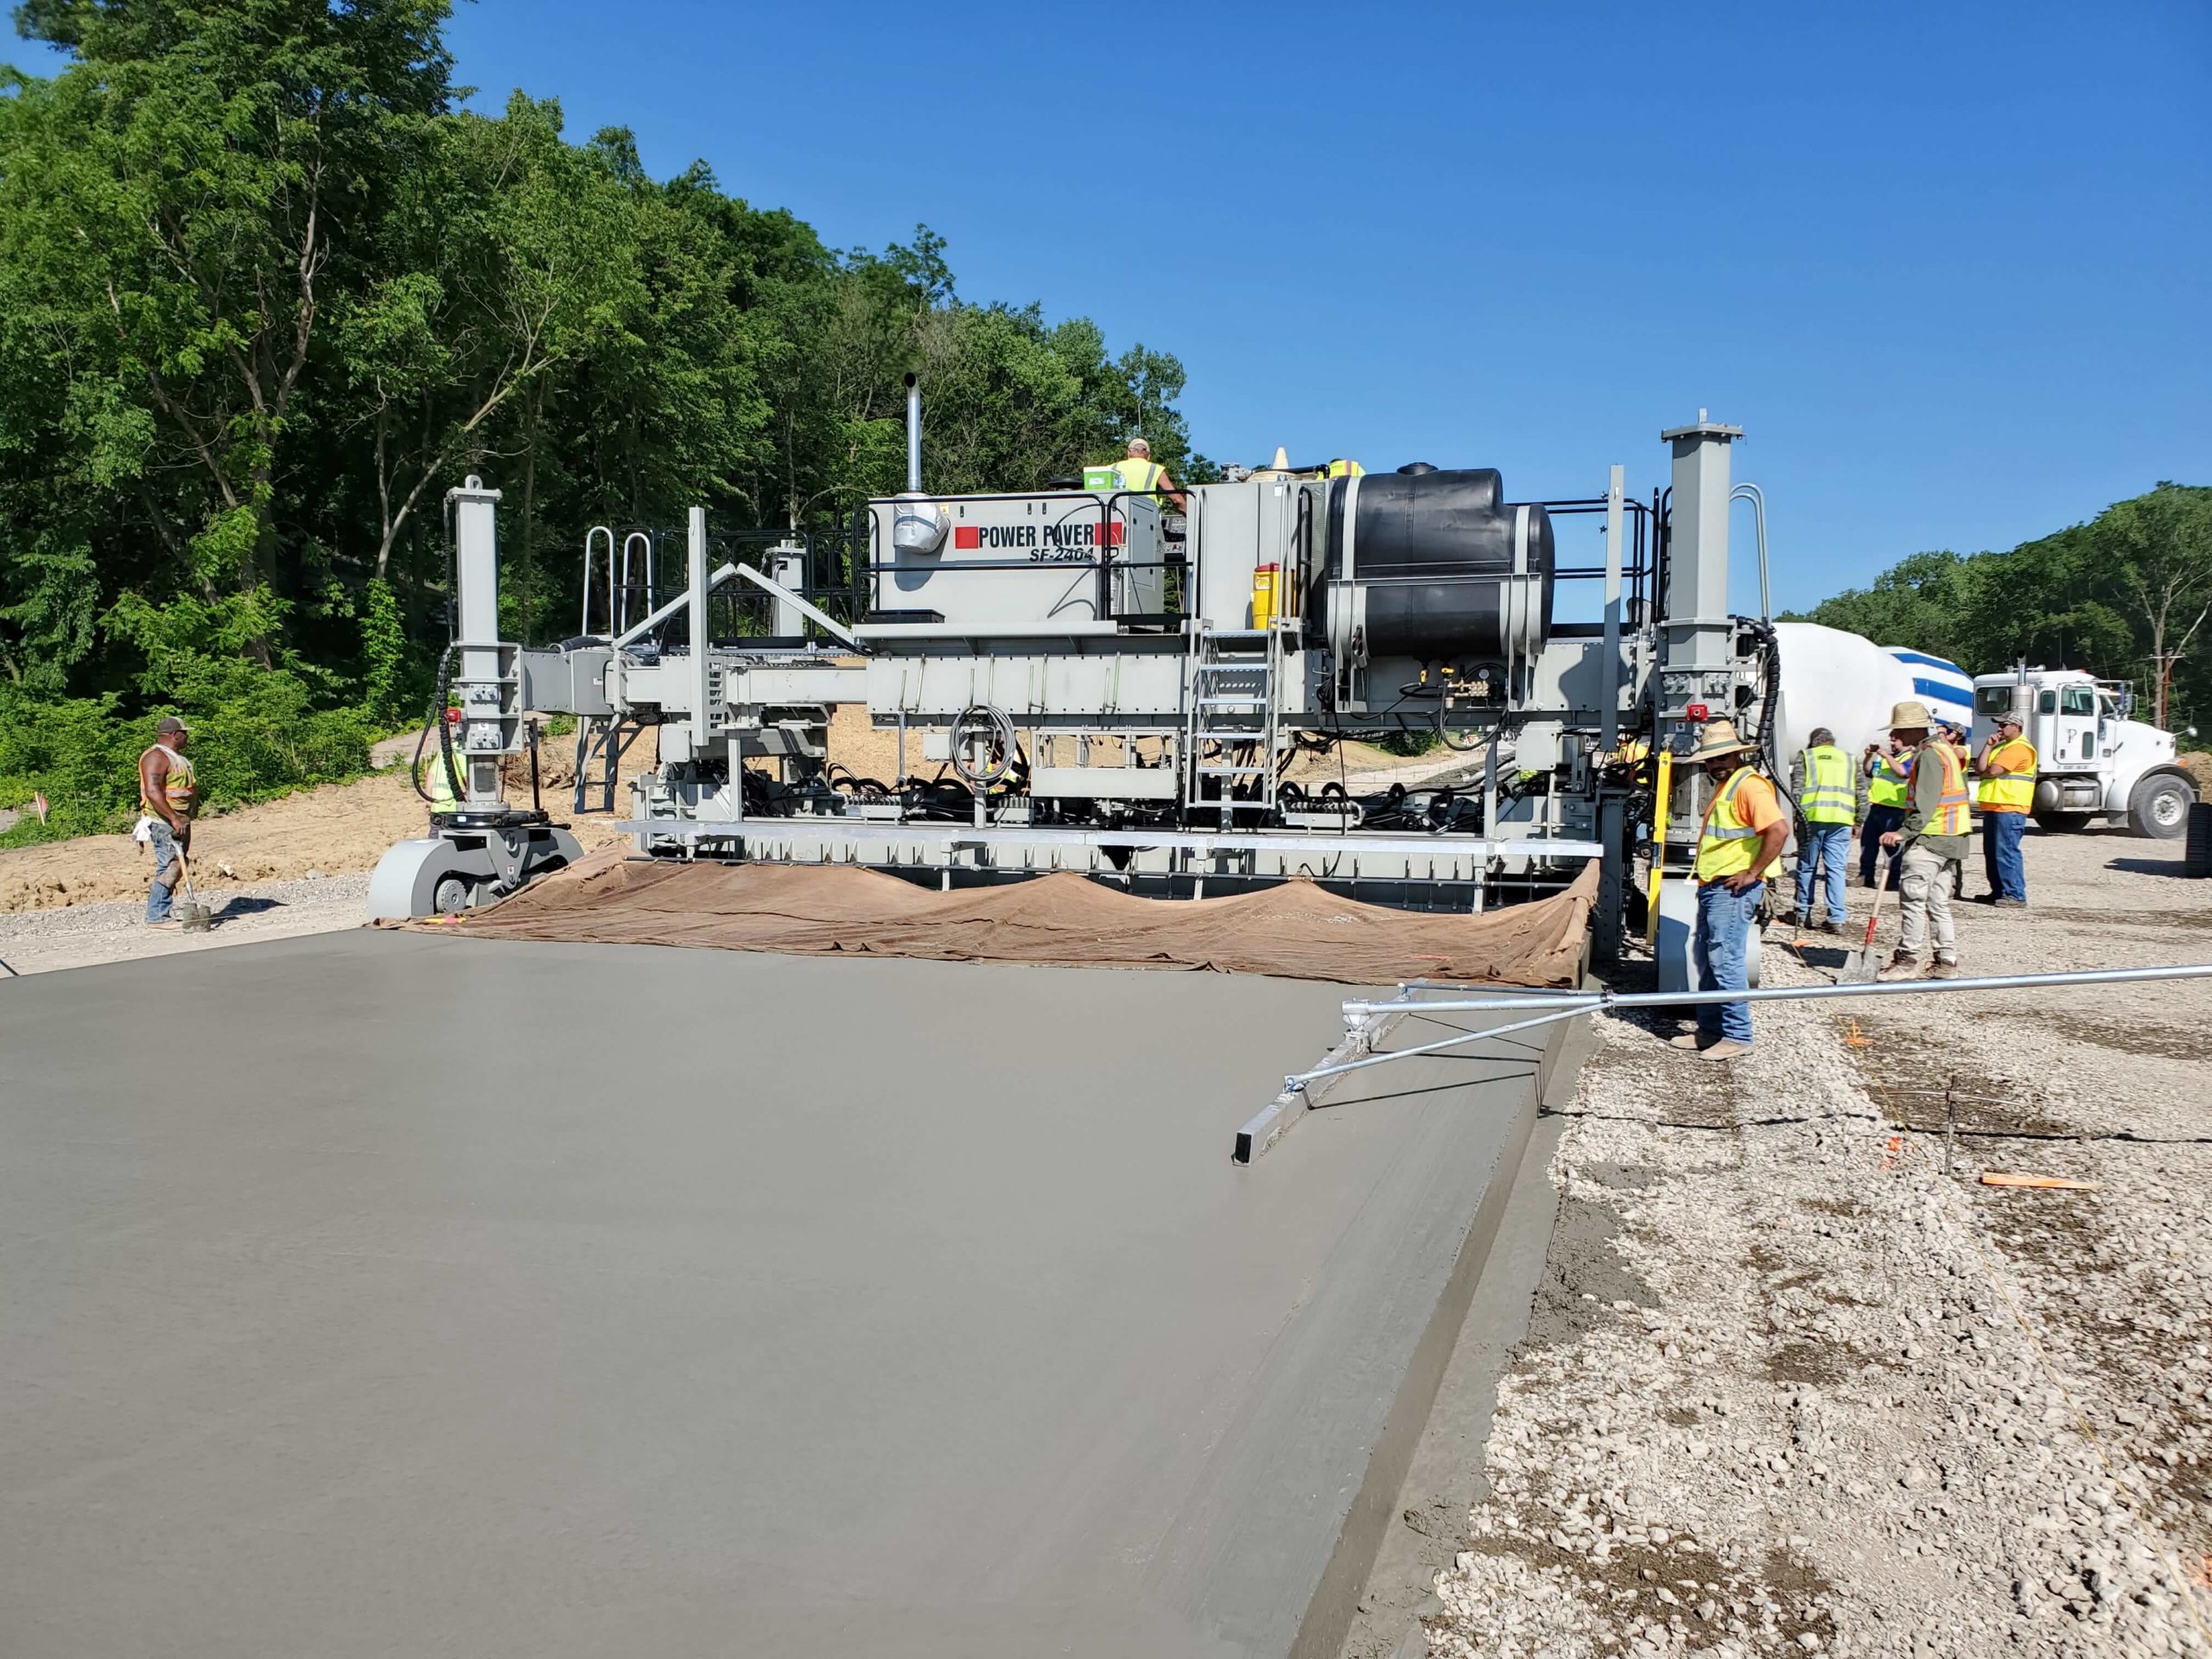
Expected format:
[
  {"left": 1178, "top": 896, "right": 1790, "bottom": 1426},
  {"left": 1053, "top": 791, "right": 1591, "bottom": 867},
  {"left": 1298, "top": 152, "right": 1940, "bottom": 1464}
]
[
  {"left": 1673, "top": 719, "right": 1788, "bottom": 1062},
  {"left": 1103, "top": 437, "right": 1186, "bottom": 513},
  {"left": 1877, "top": 700, "right": 1972, "bottom": 980}
]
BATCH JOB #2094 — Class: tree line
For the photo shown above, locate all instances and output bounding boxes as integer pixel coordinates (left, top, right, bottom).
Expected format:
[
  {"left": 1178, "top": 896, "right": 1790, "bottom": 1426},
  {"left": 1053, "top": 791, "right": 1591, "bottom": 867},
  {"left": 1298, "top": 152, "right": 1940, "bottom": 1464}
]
[
  {"left": 1785, "top": 483, "right": 2212, "bottom": 732},
  {"left": 0, "top": 0, "right": 1200, "bottom": 839}
]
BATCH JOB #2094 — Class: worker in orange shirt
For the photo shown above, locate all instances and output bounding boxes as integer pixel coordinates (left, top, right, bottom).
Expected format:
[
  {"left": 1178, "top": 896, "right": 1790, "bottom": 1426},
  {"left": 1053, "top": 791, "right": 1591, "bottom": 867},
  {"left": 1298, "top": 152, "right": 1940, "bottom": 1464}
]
[{"left": 1671, "top": 720, "right": 1789, "bottom": 1063}]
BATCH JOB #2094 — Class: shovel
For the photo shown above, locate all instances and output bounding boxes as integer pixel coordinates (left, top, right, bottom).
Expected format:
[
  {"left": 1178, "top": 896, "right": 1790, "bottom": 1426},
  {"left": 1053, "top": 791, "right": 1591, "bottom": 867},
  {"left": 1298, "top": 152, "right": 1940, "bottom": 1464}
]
[
  {"left": 171, "top": 846, "right": 213, "bottom": 933},
  {"left": 1840, "top": 849, "right": 1897, "bottom": 983}
]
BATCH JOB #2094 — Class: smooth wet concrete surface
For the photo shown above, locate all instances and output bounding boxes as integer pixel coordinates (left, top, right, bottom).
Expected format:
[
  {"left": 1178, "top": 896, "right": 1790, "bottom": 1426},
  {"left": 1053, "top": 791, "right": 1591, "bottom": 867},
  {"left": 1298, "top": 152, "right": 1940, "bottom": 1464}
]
[{"left": 0, "top": 931, "right": 1545, "bottom": 1657}]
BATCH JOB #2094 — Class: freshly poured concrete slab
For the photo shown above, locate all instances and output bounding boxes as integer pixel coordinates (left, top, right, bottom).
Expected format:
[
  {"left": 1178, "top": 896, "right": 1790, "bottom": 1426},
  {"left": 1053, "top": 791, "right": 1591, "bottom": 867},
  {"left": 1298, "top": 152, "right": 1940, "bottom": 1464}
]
[{"left": 0, "top": 931, "right": 1548, "bottom": 1658}]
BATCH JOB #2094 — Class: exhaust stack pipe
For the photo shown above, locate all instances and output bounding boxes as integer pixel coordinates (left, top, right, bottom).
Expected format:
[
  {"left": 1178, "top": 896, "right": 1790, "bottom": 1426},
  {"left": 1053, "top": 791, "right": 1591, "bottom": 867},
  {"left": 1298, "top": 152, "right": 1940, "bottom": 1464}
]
[
  {"left": 890, "top": 372, "right": 949, "bottom": 554},
  {"left": 905, "top": 373, "right": 922, "bottom": 493}
]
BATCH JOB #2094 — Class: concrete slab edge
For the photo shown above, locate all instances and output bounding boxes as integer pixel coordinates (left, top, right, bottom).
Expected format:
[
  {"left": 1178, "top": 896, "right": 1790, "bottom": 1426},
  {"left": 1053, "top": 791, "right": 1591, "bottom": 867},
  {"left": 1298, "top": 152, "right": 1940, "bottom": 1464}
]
[{"left": 1287, "top": 1006, "right": 1580, "bottom": 1658}]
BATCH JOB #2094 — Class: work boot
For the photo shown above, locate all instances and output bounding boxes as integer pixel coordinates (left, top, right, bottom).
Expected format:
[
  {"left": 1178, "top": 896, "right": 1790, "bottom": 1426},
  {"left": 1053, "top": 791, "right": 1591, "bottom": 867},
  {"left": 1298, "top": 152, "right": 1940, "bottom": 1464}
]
[
  {"left": 1876, "top": 955, "right": 1922, "bottom": 982},
  {"left": 1668, "top": 1033, "right": 1709, "bottom": 1051},
  {"left": 1700, "top": 1039, "right": 1752, "bottom": 1063},
  {"left": 1819, "top": 918, "right": 1845, "bottom": 936},
  {"left": 1929, "top": 958, "right": 1961, "bottom": 980},
  {"left": 1992, "top": 897, "right": 2026, "bottom": 909},
  {"left": 1780, "top": 910, "right": 1803, "bottom": 929}
]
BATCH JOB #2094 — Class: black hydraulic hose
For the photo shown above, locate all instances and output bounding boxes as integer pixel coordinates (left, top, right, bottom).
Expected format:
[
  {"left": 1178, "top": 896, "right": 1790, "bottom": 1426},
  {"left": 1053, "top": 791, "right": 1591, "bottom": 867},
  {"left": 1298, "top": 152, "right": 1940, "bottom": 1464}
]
[
  {"left": 1744, "top": 620, "right": 1803, "bottom": 823},
  {"left": 410, "top": 644, "right": 463, "bottom": 806}
]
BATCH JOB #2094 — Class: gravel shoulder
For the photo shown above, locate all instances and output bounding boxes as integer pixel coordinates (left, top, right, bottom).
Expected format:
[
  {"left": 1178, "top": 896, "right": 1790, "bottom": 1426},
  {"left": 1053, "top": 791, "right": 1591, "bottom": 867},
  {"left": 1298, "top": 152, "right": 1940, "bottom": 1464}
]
[
  {"left": 1425, "top": 826, "right": 2212, "bottom": 1659},
  {"left": 0, "top": 871, "right": 374, "bottom": 976}
]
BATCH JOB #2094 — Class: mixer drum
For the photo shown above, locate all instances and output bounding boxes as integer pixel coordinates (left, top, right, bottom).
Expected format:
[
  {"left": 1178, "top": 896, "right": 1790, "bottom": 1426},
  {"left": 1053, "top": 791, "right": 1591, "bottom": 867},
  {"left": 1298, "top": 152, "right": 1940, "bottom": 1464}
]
[{"left": 1307, "top": 467, "right": 1554, "bottom": 663}]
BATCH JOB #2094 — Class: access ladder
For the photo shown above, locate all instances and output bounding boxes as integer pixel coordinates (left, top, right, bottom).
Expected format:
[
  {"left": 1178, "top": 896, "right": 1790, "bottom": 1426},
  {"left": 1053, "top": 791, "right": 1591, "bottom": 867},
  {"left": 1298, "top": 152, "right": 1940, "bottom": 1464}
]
[{"left": 1185, "top": 623, "right": 1287, "bottom": 828}]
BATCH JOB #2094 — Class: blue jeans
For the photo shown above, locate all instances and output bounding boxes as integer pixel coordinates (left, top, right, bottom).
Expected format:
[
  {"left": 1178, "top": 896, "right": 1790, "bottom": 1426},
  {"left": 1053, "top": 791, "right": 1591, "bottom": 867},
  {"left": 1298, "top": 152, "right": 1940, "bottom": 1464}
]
[
  {"left": 146, "top": 820, "right": 185, "bottom": 922},
  {"left": 1983, "top": 811, "right": 2026, "bottom": 901},
  {"left": 1859, "top": 805, "right": 1904, "bottom": 886},
  {"left": 1694, "top": 878, "right": 1760, "bottom": 1046},
  {"left": 1793, "top": 823, "right": 1850, "bottom": 925}
]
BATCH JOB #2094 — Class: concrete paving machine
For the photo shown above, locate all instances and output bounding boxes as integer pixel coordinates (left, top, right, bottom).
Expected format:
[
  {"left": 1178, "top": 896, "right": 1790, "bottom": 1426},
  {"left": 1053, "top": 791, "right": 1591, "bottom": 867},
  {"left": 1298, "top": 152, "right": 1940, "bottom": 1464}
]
[{"left": 371, "top": 392, "right": 1777, "bottom": 967}]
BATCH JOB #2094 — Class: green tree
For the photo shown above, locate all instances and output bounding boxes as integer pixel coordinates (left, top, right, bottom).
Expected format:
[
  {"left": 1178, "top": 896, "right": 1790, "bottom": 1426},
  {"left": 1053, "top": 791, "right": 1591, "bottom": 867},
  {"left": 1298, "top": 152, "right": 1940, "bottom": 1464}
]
[{"left": 2, "top": 0, "right": 454, "bottom": 657}]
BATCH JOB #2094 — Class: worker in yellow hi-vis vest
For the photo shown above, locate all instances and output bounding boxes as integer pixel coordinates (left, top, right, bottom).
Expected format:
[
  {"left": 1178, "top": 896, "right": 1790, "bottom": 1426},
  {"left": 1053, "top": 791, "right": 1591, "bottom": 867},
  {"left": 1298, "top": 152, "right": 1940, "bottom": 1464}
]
[
  {"left": 1877, "top": 700, "right": 1973, "bottom": 980},
  {"left": 1785, "top": 726, "right": 1860, "bottom": 934},
  {"left": 1859, "top": 741, "right": 1911, "bottom": 890},
  {"left": 1105, "top": 438, "right": 1186, "bottom": 513},
  {"left": 1975, "top": 711, "right": 2036, "bottom": 908},
  {"left": 1669, "top": 719, "right": 1789, "bottom": 1064}
]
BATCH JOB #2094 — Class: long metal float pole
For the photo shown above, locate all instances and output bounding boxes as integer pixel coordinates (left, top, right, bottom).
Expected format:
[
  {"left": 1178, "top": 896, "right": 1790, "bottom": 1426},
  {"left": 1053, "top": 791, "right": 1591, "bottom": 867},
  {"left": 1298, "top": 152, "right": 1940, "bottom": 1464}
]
[
  {"left": 1298, "top": 963, "right": 2212, "bottom": 1093},
  {"left": 1343, "top": 963, "right": 2212, "bottom": 1020}
]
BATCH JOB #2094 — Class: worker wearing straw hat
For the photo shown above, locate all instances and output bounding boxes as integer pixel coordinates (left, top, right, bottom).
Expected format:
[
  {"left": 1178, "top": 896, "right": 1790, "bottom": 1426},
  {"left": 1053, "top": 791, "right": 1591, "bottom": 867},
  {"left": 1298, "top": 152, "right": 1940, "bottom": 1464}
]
[
  {"left": 1877, "top": 699, "right": 1972, "bottom": 980},
  {"left": 1673, "top": 719, "right": 1789, "bottom": 1062}
]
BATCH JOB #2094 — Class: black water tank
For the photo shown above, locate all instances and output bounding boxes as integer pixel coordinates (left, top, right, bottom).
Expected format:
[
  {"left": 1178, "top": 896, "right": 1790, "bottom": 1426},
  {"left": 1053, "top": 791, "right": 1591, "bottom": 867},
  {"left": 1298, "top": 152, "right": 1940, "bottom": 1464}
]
[{"left": 1307, "top": 467, "right": 1554, "bottom": 662}]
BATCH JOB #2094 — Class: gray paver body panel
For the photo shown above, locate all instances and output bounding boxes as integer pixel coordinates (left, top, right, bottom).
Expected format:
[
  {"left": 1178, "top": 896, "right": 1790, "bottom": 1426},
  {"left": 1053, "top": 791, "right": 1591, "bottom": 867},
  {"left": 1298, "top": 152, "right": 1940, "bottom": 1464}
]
[{"left": 0, "top": 931, "right": 1532, "bottom": 1657}]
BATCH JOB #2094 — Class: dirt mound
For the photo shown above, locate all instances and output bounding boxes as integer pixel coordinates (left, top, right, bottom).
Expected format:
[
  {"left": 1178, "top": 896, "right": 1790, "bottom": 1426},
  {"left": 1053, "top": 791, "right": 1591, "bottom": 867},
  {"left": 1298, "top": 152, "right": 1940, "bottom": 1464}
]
[{"left": 2178, "top": 750, "right": 2212, "bottom": 800}]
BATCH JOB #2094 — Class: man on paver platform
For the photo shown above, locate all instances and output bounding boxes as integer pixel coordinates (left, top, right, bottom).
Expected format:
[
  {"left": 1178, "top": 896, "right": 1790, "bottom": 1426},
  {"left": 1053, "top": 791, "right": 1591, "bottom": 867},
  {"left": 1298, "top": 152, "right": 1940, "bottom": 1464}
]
[
  {"left": 135, "top": 715, "right": 197, "bottom": 930},
  {"left": 1106, "top": 437, "right": 1186, "bottom": 513},
  {"left": 1877, "top": 700, "right": 1972, "bottom": 981},
  {"left": 1975, "top": 711, "right": 2035, "bottom": 907},
  {"left": 1786, "top": 726, "right": 1859, "bottom": 932},
  {"left": 1672, "top": 720, "right": 1788, "bottom": 1064}
]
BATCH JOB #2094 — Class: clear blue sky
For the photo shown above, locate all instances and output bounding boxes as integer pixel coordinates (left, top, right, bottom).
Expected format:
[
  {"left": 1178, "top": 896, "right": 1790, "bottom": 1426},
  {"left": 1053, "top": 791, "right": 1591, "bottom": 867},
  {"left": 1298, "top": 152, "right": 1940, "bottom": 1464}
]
[{"left": 14, "top": 2, "right": 2209, "bottom": 613}]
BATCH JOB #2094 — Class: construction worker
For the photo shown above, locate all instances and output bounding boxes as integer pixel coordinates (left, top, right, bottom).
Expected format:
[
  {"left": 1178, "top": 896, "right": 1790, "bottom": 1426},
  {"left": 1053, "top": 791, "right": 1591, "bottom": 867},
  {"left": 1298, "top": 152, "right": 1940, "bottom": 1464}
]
[
  {"left": 1975, "top": 711, "right": 2036, "bottom": 907},
  {"left": 1785, "top": 726, "right": 1859, "bottom": 932},
  {"left": 135, "top": 715, "right": 198, "bottom": 930},
  {"left": 1877, "top": 700, "right": 1972, "bottom": 981},
  {"left": 1107, "top": 438, "right": 1186, "bottom": 513},
  {"left": 1860, "top": 740, "right": 1911, "bottom": 888},
  {"left": 424, "top": 707, "right": 462, "bottom": 818},
  {"left": 1671, "top": 720, "right": 1788, "bottom": 1062}
]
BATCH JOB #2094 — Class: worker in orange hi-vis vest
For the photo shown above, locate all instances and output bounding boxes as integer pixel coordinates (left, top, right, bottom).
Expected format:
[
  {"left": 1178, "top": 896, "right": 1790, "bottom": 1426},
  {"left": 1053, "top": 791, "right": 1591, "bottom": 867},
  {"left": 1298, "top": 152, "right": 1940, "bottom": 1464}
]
[
  {"left": 1975, "top": 711, "right": 2037, "bottom": 907},
  {"left": 1877, "top": 701, "right": 1973, "bottom": 981}
]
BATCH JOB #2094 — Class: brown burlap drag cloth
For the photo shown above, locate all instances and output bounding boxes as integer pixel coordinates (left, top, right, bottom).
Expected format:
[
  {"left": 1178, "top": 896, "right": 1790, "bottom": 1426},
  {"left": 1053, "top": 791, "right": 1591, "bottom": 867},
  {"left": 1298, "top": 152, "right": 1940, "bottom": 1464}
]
[{"left": 420, "top": 846, "right": 1596, "bottom": 987}]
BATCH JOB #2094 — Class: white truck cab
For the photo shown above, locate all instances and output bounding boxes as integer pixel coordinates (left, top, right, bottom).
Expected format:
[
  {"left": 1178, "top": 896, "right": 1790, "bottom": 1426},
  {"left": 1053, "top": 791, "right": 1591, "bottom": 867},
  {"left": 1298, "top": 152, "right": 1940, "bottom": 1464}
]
[{"left": 1969, "top": 666, "right": 2197, "bottom": 837}]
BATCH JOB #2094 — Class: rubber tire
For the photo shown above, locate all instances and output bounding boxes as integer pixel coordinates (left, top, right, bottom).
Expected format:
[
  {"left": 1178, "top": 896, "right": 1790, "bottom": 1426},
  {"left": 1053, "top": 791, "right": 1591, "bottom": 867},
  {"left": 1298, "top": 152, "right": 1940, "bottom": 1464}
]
[
  {"left": 2127, "top": 773, "right": 2196, "bottom": 840},
  {"left": 2033, "top": 811, "right": 2094, "bottom": 833},
  {"left": 432, "top": 874, "right": 473, "bottom": 916}
]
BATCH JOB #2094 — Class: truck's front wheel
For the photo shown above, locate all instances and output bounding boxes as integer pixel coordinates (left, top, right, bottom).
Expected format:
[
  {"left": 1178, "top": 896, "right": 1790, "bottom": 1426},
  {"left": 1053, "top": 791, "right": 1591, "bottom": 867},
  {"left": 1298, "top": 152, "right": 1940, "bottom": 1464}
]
[{"left": 2126, "top": 772, "right": 2196, "bottom": 839}]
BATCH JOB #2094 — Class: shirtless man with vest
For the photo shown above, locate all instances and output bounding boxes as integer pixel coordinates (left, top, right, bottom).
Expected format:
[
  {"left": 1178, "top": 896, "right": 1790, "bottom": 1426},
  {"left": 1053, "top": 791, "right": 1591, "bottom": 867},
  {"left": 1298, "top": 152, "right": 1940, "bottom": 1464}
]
[{"left": 137, "top": 715, "right": 199, "bottom": 929}]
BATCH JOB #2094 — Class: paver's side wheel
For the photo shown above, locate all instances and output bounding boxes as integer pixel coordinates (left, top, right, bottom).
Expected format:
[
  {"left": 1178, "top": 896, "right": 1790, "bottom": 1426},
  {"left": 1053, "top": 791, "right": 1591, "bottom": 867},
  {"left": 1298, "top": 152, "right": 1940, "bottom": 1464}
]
[
  {"left": 432, "top": 874, "right": 473, "bottom": 916},
  {"left": 2127, "top": 772, "right": 2196, "bottom": 840}
]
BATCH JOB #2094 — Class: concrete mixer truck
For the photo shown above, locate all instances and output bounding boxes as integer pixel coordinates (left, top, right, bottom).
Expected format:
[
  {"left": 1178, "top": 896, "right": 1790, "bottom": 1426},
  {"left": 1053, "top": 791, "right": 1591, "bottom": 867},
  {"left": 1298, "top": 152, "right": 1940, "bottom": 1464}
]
[
  {"left": 1769, "top": 623, "right": 1975, "bottom": 760},
  {"left": 1766, "top": 623, "right": 2197, "bottom": 836}
]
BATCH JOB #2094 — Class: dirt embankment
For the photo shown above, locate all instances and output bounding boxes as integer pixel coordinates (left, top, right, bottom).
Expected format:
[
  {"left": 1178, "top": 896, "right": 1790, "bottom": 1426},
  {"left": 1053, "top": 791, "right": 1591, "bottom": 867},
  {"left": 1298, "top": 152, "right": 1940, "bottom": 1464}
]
[{"left": 0, "top": 728, "right": 658, "bottom": 913}]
